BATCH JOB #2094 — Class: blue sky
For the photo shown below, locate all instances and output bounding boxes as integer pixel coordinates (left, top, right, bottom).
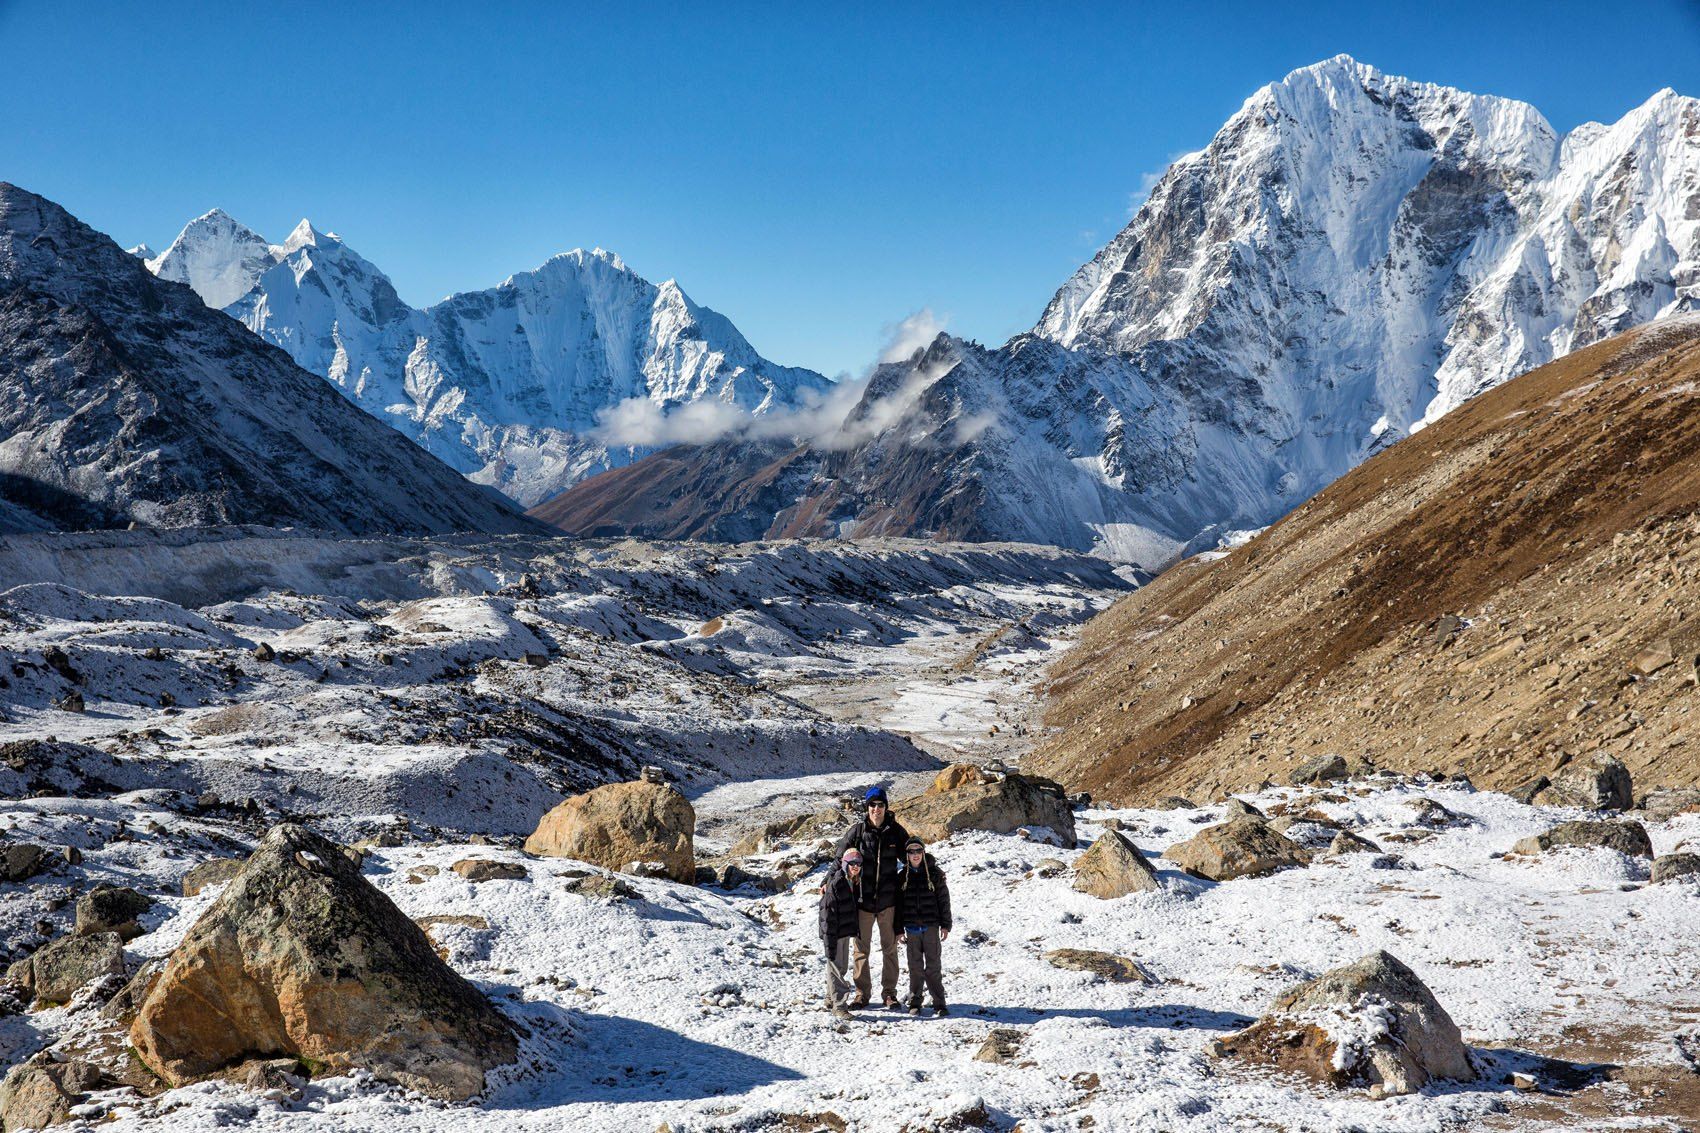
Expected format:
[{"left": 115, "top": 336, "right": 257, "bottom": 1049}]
[{"left": 3, "top": 1, "right": 1697, "bottom": 378}]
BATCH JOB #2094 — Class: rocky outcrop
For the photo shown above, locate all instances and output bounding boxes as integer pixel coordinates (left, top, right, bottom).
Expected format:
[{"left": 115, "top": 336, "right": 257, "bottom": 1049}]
[
  {"left": 451, "top": 859, "right": 527, "bottom": 883},
  {"left": 1217, "top": 950, "right": 1474, "bottom": 1099},
  {"left": 524, "top": 779, "right": 696, "bottom": 884},
  {"left": 129, "top": 824, "right": 517, "bottom": 1100},
  {"left": 1163, "top": 817, "right": 1309, "bottom": 881},
  {"left": 1289, "top": 754, "right": 1347, "bottom": 786},
  {"left": 1071, "top": 830, "right": 1160, "bottom": 898},
  {"left": 894, "top": 770, "right": 1077, "bottom": 848},
  {"left": 1513, "top": 819, "right": 1653, "bottom": 858},
  {"left": 0, "top": 841, "right": 49, "bottom": 883},
  {"left": 7, "top": 933, "right": 125, "bottom": 1006}
]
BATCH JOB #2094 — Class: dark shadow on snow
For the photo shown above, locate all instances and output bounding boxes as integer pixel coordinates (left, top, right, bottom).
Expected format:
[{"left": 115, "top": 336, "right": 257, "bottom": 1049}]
[
  {"left": 485, "top": 1000, "right": 803, "bottom": 1108},
  {"left": 906, "top": 1002, "right": 1255, "bottom": 1032}
]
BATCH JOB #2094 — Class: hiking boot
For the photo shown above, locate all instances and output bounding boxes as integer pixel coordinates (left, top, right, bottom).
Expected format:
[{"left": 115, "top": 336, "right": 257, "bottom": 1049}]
[
  {"left": 907, "top": 1002, "right": 922, "bottom": 1016},
  {"left": 933, "top": 1004, "right": 949, "bottom": 1017},
  {"left": 831, "top": 1005, "right": 852, "bottom": 1020},
  {"left": 848, "top": 995, "right": 869, "bottom": 1009},
  {"left": 883, "top": 996, "right": 901, "bottom": 1010}
]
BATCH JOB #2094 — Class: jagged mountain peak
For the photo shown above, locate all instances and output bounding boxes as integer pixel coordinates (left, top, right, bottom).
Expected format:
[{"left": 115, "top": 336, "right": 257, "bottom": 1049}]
[{"left": 281, "top": 217, "right": 335, "bottom": 252}]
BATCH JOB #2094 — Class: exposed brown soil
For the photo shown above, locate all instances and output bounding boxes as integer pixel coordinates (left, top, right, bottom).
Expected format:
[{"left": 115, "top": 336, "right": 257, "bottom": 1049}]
[{"left": 1032, "top": 318, "right": 1700, "bottom": 805}]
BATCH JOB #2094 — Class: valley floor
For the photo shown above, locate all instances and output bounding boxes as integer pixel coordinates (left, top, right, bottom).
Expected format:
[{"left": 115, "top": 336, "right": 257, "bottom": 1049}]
[{"left": 1, "top": 530, "right": 1696, "bottom": 1131}]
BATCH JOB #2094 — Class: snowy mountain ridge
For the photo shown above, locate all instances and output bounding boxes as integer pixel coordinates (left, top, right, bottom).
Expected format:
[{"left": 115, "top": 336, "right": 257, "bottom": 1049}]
[
  {"left": 147, "top": 212, "right": 831, "bottom": 506},
  {"left": 538, "top": 56, "right": 1700, "bottom": 566}
]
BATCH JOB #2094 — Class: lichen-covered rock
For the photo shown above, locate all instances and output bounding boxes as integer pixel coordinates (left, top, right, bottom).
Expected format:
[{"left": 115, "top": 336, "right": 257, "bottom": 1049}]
[
  {"left": 0, "top": 841, "right": 49, "bottom": 883},
  {"left": 1218, "top": 950, "right": 1474, "bottom": 1098},
  {"left": 1328, "top": 829, "right": 1381, "bottom": 856},
  {"left": 895, "top": 772, "right": 1077, "bottom": 848},
  {"left": 75, "top": 886, "right": 154, "bottom": 941},
  {"left": 129, "top": 824, "right": 517, "bottom": 1101},
  {"left": 8, "top": 933, "right": 126, "bottom": 1006},
  {"left": 450, "top": 859, "right": 527, "bottom": 883},
  {"left": 1513, "top": 819, "right": 1653, "bottom": 858},
  {"left": 1163, "top": 817, "right": 1309, "bottom": 881},
  {"left": 1071, "top": 830, "right": 1160, "bottom": 898},
  {"left": 524, "top": 779, "right": 696, "bottom": 884},
  {"left": 1651, "top": 853, "right": 1700, "bottom": 884},
  {"left": 1289, "top": 753, "right": 1348, "bottom": 786},
  {"left": 1548, "top": 756, "right": 1633, "bottom": 811},
  {"left": 180, "top": 858, "right": 244, "bottom": 897}
]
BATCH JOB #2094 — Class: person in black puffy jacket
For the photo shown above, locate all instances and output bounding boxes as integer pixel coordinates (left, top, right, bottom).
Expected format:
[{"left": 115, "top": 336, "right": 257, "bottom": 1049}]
[
  {"left": 818, "top": 848, "right": 864, "bottom": 1017},
  {"left": 832, "top": 786, "right": 909, "bottom": 1008},
  {"left": 896, "top": 837, "right": 951, "bottom": 1016}
]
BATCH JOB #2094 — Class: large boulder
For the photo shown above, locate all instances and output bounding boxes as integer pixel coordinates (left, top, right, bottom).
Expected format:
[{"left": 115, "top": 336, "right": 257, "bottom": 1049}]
[
  {"left": 1547, "top": 756, "right": 1633, "bottom": 811},
  {"left": 1289, "top": 754, "right": 1348, "bottom": 786},
  {"left": 1071, "top": 830, "right": 1160, "bottom": 898},
  {"left": 894, "top": 771, "right": 1077, "bottom": 848},
  {"left": 0, "top": 1053, "right": 104, "bottom": 1130},
  {"left": 1512, "top": 819, "right": 1653, "bottom": 858},
  {"left": 75, "top": 886, "right": 154, "bottom": 941},
  {"left": 524, "top": 779, "right": 696, "bottom": 883},
  {"left": 1218, "top": 951, "right": 1474, "bottom": 1099},
  {"left": 129, "top": 824, "right": 517, "bottom": 1101},
  {"left": 7, "top": 933, "right": 126, "bottom": 1006},
  {"left": 1163, "top": 817, "right": 1309, "bottom": 881},
  {"left": 1651, "top": 853, "right": 1700, "bottom": 884}
]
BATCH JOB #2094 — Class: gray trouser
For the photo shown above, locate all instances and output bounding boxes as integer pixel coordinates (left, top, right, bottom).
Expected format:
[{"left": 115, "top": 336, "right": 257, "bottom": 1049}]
[
  {"left": 854, "top": 906, "right": 899, "bottom": 1000},
  {"left": 825, "top": 937, "right": 852, "bottom": 1007},
  {"left": 905, "top": 925, "right": 945, "bottom": 1006}
]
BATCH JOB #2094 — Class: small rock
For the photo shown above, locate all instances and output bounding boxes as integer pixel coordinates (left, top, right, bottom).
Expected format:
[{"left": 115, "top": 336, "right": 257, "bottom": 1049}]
[
  {"left": 623, "top": 860, "right": 669, "bottom": 878},
  {"left": 1651, "top": 853, "right": 1700, "bottom": 884},
  {"left": 1071, "top": 830, "right": 1160, "bottom": 898},
  {"left": 564, "top": 874, "right": 636, "bottom": 900},
  {"left": 1044, "top": 948, "right": 1155, "bottom": 984},
  {"left": 54, "top": 691, "right": 85, "bottom": 713},
  {"left": 1224, "top": 798, "right": 1265, "bottom": 819},
  {"left": 974, "top": 1028, "right": 1025, "bottom": 1064},
  {"left": 1408, "top": 798, "right": 1468, "bottom": 828},
  {"left": 1151, "top": 796, "right": 1196, "bottom": 810},
  {"left": 0, "top": 842, "right": 50, "bottom": 883},
  {"left": 75, "top": 886, "right": 154, "bottom": 941},
  {"left": 1328, "top": 830, "right": 1381, "bottom": 856},
  {"left": 252, "top": 642, "right": 275, "bottom": 663},
  {"left": 1549, "top": 756, "right": 1633, "bottom": 811},
  {"left": 451, "top": 859, "right": 527, "bottom": 883},
  {"left": 1632, "top": 639, "right": 1674, "bottom": 675},
  {"left": 222, "top": 1057, "right": 306, "bottom": 1100},
  {"left": 639, "top": 765, "right": 668, "bottom": 785},
  {"left": 1030, "top": 858, "right": 1065, "bottom": 879},
  {"left": 1433, "top": 614, "right": 1465, "bottom": 649},
  {"left": 1513, "top": 820, "right": 1653, "bottom": 858},
  {"left": 522, "top": 652, "right": 549, "bottom": 668},
  {"left": 1511, "top": 1071, "right": 1539, "bottom": 1091},
  {"left": 1506, "top": 776, "right": 1549, "bottom": 805}
]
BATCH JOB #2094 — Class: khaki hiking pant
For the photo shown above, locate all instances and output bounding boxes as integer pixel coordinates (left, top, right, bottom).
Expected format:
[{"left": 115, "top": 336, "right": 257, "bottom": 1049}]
[
  {"left": 904, "top": 925, "right": 946, "bottom": 1007},
  {"left": 853, "top": 906, "right": 899, "bottom": 1000},
  {"left": 824, "top": 937, "right": 852, "bottom": 1008}
]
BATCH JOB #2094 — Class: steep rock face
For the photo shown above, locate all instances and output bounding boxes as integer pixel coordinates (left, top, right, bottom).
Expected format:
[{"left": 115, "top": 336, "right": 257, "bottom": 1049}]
[
  {"left": 149, "top": 217, "right": 830, "bottom": 507},
  {"left": 537, "top": 58, "right": 1699, "bottom": 566},
  {"left": 0, "top": 184, "right": 536, "bottom": 536}
]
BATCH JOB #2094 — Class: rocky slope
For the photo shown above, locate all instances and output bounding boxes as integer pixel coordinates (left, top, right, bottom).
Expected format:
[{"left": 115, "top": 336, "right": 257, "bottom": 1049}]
[
  {"left": 0, "top": 184, "right": 536, "bottom": 536},
  {"left": 147, "top": 211, "right": 830, "bottom": 506},
  {"left": 537, "top": 57, "right": 1699, "bottom": 565},
  {"left": 1030, "top": 316, "right": 1700, "bottom": 804}
]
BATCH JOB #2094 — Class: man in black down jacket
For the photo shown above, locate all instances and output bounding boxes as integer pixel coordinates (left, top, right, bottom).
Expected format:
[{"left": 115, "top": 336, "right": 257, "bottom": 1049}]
[
  {"left": 833, "top": 786, "right": 909, "bottom": 1008},
  {"left": 818, "top": 848, "right": 864, "bottom": 1018},
  {"left": 897, "top": 836, "right": 952, "bottom": 1015}
]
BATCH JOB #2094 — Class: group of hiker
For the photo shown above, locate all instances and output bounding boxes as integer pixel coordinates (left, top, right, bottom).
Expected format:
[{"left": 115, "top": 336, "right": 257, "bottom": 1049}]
[{"left": 818, "top": 786, "right": 952, "bottom": 1019}]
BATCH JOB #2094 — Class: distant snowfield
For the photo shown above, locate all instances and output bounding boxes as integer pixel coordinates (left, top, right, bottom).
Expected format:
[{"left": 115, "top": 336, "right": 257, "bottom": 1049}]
[{"left": 3, "top": 529, "right": 1697, "bottom": 1130}]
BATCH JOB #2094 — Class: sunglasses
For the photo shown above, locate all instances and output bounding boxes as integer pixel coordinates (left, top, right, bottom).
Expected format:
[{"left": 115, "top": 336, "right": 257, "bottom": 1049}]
[
  {"left": 843, "top": 858, "right": 864, "bottom": 867},
  {"left": 906, "top": 848, "right": 924, "bottom": 855}
]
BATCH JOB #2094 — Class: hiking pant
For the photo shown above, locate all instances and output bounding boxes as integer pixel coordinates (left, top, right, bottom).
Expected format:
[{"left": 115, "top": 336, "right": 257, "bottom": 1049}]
[
  {"left": 853, "top": 906, "right": 899, "bottom": 1000},
  {"left": 824, "top": 937, "right": 852, "bottom": 1008},
  {"left": 904, "top": 925, "right": 945, "bottom": 1007}
]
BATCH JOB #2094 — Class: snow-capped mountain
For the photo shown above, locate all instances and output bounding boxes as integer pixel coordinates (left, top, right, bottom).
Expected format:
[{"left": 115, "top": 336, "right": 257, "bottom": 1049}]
[
  {"left": 147, "top": 214, "right": 830, "bottom": 506},
  {"left": 0, "top": 184, "right": 538, "bottom": 536},
  {"left": 536, "top": 56, "right": 1699, "bottom": 566}
]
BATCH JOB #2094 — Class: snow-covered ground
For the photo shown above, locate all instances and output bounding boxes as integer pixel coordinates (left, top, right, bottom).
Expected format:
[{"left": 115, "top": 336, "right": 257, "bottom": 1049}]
[
  {"left": 5, "top": 777, "right": 1697, "bottom": 1131},
  {"left": 4, "top": 528, "right": 1697, "bottom": 1130}
]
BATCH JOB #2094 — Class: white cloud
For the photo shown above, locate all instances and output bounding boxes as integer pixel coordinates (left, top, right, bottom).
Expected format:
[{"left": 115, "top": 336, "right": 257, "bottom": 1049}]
[{"left": 877, "top": 308, "right": 947, "bottom": 364}]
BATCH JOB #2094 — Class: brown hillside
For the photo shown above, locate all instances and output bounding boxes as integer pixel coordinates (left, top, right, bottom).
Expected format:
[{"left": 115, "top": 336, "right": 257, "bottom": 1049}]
[{"left": 1031, "top": 317, "right": 1700, "bottom": 805}]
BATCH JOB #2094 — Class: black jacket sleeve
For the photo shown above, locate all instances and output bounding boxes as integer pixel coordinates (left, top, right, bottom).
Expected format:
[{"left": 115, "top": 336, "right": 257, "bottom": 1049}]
[
  {"left": 819, "top": 872, "right": 837, "bottom": 943},
  {"left": 833, "top": 820, "right": 862, "bottom": 861},
  {"left": 935, "top": 863, "right": 952, "bottom": 931}
]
